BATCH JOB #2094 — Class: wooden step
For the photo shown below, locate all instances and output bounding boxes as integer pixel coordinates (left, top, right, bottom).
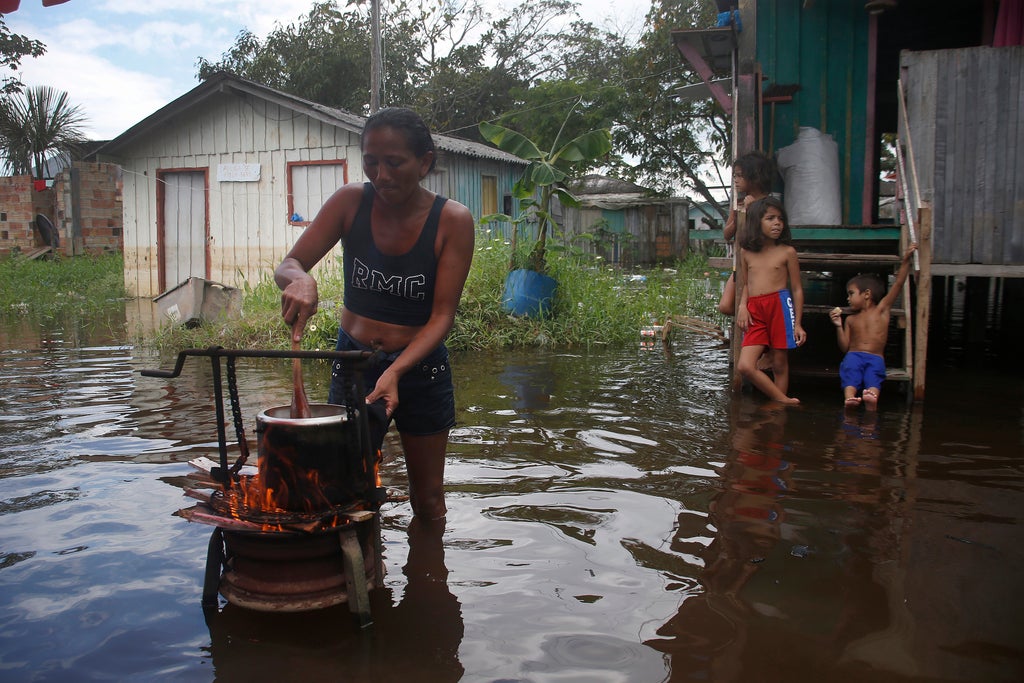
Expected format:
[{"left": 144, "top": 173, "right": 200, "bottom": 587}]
[
  {"left": 791, "top": 365, "right": 912, "bottom": 382},
  {"left": 709, "top": 253, "right": 901, "bottom": 271},
  {"left": 803, "top": 304, "right": 907, "bottom": 317},
  {"left": 20, "top": 246, "right": 53, "bottom": 260},
  {"left": 797, "top": 252, "right": 901, "bottom": 269},
  {"left": 708, "top": 256, "right": 732, "bottom": 270}
]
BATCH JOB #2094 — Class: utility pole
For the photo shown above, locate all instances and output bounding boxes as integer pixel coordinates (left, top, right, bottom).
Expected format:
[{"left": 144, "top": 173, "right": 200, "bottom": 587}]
[{"left": 370, "top": 0, "right": 382, "bottom": 112}]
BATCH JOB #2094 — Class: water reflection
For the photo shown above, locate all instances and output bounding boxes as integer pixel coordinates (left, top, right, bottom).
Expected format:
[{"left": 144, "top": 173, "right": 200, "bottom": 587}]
[
  {"left": 203, "top": 517, "right": 463, "bottom": 681},
  {"left": 497, "top": 355, "right": 556, "bottom": 415},
  {"left": 646, "top": 399, "right": 966, "bottom": 681},
  {"left": 0, "top": 307, "right": 1022, "bottom": 681},
  {"left": 646, "top": 401, "right": 792, "bottom": 680}
]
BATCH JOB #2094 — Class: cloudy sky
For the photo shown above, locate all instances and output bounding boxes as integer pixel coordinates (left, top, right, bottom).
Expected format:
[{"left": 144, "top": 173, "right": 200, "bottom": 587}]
[{"left": 4, "top": 0, "right": 652, "bottom": 141}]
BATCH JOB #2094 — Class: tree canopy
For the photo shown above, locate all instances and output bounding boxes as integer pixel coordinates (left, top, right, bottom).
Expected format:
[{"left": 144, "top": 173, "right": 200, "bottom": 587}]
[
  {"left": 0, "top": 15, "right": 45, "bottom": 96},
  {"left": 196, "top": 0, "right": 729, "bottom": 205},
  {"left": 0, "top": 85, "right": 88, "bottom": 177}
]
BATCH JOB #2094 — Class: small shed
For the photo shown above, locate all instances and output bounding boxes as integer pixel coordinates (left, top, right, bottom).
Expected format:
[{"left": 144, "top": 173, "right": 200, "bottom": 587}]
[
  {"left": 559, "top": 175, "right": 690, "bottom": 267},
  {"left": 94, "top": 72, "right": 526, "bottom": 298}
]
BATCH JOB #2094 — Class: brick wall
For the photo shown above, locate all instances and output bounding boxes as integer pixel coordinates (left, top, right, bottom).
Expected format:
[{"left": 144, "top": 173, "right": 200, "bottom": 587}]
[
  {"left": 0, "top": 162, "right": 123, "bottom": 257},
  {"left": 0, "top": 176, "right": 48, "bottom": 254},
  {"left": 56, "top": 162, "right": 123, "bottom": 255}
]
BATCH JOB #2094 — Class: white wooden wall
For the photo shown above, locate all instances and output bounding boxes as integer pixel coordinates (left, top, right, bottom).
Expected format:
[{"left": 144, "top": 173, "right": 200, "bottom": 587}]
[{"left": 120, "top": 93, "right": 362, "bottom": 297}]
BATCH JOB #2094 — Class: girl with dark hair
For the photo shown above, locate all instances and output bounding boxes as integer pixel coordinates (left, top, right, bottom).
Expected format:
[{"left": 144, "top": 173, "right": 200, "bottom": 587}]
[
  {"left": 735, "top": 196, "right": 805, "bottom": 405},
  {"left": 276, "top": 107, "right": 475, "bottom": 520},
  {"left": 718, "top": 151, "right": 775, "bottom": 316}
]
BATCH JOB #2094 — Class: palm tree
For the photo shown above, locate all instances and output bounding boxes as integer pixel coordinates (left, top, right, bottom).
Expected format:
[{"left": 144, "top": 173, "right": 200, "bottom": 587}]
[{"left": 0, "top": 85, "right": 87, "bottom": 178}]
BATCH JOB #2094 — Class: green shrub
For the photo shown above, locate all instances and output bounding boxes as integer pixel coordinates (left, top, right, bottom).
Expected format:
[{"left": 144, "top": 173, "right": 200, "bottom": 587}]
[
  {"left": 0, "top": 252, "right": 126, "bottom": 319},
  {"left": 139, "top": 233, "right": 728, "bottom": 353}
]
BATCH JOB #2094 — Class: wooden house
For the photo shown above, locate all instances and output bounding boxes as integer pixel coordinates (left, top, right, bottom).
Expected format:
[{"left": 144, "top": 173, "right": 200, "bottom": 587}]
[
  {"left": 675, "top": 0, "right": 1024, "bottom": 398},
  {"left": 559, "top": 175, "right": 691, "bottom": 267},
  {"left": 94, "top": 72, "right": 526, "bottom": 298}
]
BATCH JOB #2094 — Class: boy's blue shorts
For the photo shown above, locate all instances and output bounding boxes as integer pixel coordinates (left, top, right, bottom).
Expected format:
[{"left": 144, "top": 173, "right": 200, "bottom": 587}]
[
  {"left": 328, "top": 328, "right": 456, "bottom": 436},
  {"left": 839, "top": 351, "right": 887, "bottom": 390}
]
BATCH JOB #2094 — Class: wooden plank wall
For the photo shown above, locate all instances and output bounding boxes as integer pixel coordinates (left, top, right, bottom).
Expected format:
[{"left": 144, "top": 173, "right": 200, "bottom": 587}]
[
  {"left": 119, "top": 92, "right": 521, "bottom": 297},
  {"left": 558, "top": 200, "right": 690, "bottom": 267},
  {"left": 425, "top": 154, "right": 521, "bottom": 229},
  {"left": 902, "top": 46, "right": 1024, "bottom": 266},
  {"left": 756, "top": 0, "right": 870, "bottom": 224},
  {"left": 120, "top": 94, "right": 360, "bottom": 297}
]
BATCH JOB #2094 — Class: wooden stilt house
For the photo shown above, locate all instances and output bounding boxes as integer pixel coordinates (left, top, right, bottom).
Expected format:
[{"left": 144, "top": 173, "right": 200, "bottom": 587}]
[{"left": 675, "top": 0, "right": 1024, "bottom": 400}]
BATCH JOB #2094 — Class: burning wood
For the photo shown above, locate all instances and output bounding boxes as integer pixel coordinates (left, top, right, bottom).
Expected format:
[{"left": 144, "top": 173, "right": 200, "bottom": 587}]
[
  {"left": 184, "top": 488, "right": 214, "bottom": 504},
  {"left": 190, "top": 456, "right": 256, "bottom": 477},
  {"left": 175, "top": 498, "right": 373, "bottom": 535},
  {"left": 176, "top": 505, "right": 267, "bottom": 532},
  {"left": 181, "top": 457, "right": 383, "bottom": 534}
]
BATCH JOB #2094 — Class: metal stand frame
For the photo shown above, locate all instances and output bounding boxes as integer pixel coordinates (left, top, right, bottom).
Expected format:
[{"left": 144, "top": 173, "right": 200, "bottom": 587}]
[{"left": 143, "top": 346, "right": 386, "bottom": 627}]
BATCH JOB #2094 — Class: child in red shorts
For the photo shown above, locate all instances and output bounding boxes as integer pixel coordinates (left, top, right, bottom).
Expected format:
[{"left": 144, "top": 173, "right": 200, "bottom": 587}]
[{"left": 736, "top": 197, "right": 805, "bottom": 404}]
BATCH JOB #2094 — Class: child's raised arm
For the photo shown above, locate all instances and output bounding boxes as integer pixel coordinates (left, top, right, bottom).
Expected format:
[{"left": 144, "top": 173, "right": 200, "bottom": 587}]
[{"left": 878, "top": 244, "right": 918, "bottom": 311}]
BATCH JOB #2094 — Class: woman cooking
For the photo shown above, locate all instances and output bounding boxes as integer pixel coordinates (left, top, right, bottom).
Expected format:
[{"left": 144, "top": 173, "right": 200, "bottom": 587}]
[{"left": 275, "top": 107, "right": 475, "bottom": 520}]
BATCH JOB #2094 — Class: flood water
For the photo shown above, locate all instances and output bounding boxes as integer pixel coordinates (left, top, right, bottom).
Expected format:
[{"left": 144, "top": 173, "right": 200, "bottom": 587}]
[{"left": 0, "top": 306, "right": 1022, "bottom": 682}]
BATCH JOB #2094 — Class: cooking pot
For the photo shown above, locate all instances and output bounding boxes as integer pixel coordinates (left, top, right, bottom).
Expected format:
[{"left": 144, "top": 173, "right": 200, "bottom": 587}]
[{"left": 256, "top": 403, "right": 370, "bottom": 511}]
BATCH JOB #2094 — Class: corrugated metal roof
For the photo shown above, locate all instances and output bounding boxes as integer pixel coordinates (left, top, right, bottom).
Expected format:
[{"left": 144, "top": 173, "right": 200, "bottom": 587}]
[
  {"left": 569, "top": 174, "right": 650, "bottom": 195},
  {"left": 94, "top": 71, "right": 526, "bottom": 166},
  {"left": 565, "top": 174, "right": 683, "bottom": 209}
]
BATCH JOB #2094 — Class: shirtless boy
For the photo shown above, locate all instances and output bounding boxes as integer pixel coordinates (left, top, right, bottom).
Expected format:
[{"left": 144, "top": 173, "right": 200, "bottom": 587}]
[{"left": 829, "top": 245, "right": 917, "bottom": 410}]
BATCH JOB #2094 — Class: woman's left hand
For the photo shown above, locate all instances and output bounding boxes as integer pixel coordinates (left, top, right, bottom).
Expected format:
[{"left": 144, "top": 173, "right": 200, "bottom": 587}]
[{"left": 366, "top": 368, "right": 400, "bottom": 418}]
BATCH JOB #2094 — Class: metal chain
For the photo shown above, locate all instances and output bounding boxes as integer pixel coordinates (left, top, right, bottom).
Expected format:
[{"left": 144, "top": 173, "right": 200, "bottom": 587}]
[
  {"left": 226, "top": 357, "right": 250, "bottom": 473},
  {"left": 341, "top": 357, "right": 355, "bottom": 423}
]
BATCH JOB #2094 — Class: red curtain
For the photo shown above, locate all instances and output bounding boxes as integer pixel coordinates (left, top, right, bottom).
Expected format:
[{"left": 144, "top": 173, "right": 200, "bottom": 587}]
[{"left": 994, "top": 0, "right": 1024, "bottom": 46}]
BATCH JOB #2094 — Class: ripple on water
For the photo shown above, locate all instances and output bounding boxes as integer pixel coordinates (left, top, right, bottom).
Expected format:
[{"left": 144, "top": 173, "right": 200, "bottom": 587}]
[{"left": 0, "top": 333, "right": 1021, "bottom": 682}]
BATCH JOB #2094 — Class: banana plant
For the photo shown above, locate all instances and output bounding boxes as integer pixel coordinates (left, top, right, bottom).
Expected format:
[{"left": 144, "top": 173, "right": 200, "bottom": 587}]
[{"left": 479, "top": 116, "right": 611, "bottom": 274}]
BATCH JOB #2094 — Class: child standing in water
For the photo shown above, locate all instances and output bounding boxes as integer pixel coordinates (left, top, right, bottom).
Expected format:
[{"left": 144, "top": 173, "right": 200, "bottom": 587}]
[
  {"left": 718, "top": 151, "right": 775, "bottom": 316},
  {"left": 829, "top": 244, "right": 917, "bottom": 410},
  {"left": 736, "top": 197, "right": 805, "bottom": 405}
]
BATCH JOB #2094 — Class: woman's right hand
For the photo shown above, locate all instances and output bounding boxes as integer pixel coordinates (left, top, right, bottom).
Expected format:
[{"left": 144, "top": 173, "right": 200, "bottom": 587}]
[{"left": 280, "top": 268, "right": 319, "bottom": 343}]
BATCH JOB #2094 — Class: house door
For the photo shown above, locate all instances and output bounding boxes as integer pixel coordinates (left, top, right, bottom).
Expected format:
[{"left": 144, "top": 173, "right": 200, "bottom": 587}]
[{"left": 159, "top": 170, "right": 208, "bottom": 291}]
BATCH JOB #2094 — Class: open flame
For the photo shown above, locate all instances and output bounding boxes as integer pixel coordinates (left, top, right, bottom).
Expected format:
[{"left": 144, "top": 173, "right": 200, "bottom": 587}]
[
  {"left": 199, "top": 441, "right": 383, "bottom": 533},
  {"left": 179, "top": 405, "right": 385, "bottom": 534}
]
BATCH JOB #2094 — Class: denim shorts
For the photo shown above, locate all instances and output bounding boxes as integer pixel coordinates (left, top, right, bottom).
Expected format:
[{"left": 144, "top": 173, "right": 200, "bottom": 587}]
[{"left": 328, "top": 328, "right": 456, "bottom": 436}]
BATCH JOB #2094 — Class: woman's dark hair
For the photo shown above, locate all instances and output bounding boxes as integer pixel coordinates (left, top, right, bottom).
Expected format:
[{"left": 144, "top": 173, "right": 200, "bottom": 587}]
[
  {"left": 362, "top": 107, "right": 437, "bottom": 171},
  {"left": 740, "top": 196, "right": 791, "bottom": 251},
  {"left": 734, "top": 150, "right": 774, "bottom": 196}
]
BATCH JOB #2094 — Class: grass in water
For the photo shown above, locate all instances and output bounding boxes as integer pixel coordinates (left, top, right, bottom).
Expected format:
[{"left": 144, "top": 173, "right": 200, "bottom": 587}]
[
  {"left": 0, "top": 244, "right": 730, "bottom": 353},
  {"left": 143, "top": 233, "right": 728, "bottom": 353},
  {"left": 0, "top": 252, "right": 127, "bottom": 319}
]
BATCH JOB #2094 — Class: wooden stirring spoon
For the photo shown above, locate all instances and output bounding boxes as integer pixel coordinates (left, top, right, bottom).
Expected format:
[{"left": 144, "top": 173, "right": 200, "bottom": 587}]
[{"left": 290, "top": 335, "right": 312, "bottom": 419}]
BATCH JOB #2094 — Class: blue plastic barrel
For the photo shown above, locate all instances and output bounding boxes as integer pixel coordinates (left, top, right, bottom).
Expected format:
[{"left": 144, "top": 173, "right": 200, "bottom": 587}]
[{"left": 501, "top": 269, "right": 557, "bottom": 317}]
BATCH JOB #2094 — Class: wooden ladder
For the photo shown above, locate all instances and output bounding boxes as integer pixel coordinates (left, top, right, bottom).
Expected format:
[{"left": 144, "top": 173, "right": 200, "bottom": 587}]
[{"left": 796, "top": 250, "right": 914, "bottom": 385}]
